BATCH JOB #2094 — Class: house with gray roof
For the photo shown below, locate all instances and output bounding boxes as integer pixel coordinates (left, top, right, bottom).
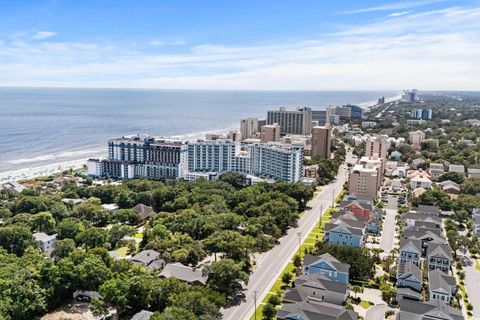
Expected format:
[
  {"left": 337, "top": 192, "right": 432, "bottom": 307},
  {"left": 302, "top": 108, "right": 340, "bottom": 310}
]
[
  {"left": 33, "top": 232, "right": 57, "bottom": 257},
  {"left": 324, "top": 216, "right": 366, "bottom": 248},
  {"left": 417, "top": 205, "right": 440, "bottom": 217},
  {"left": 159, "top": 262, "right": 208, "bottom": 285},
  {"left": 277, "top": 300, "right": 358, "bottom": 320},
  {"left": 427, "top": 243, "right": 453, "bottom": 273},
  {"left": 131, "top": 249, "right": 164, "bottom": 270},
  {"left": 397, "top": 299, "right": 464, "bottom": 320},
  {"left": 428, "top": 269, "right": 457, "bottom": 304},
  {"left": 396, "top": 262, "right": 422, "bottom": 302},
  {"left": 468, "top": 168, "right": 480, "bottom": 179},
  {"left": 283, "top": 273, "right": 348, "bottom": 306},
  {"left": 303, "top": 253, "right": 350, "bottom": 285},
  {"left": 399, "top": 238, "right": 422, "bottom": 266},
  {"left": 133, "top": 203, "right": 155, "bottom": 223},
  {"left": 448, "top": 164, "right": 465, "bottom": 176},
  {"left": 401, "top": 212, "right": 441, "bottom": 229},
  {"left": 131, "top": 310, "right": 153, "bottom": 320},
  {"left": 1, "top": 181, "right": 26, "bottom": 195}
]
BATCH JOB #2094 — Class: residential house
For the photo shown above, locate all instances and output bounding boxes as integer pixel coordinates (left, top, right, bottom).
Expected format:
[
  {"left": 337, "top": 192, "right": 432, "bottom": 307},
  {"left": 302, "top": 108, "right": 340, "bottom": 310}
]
[
  {"left": 1, "top": 181, "right": 26, "bottom": 195},
  {"left": 282, "top": 273, "right": 348, "bottom": 305},
  {"left": 417, "top": 205, "right": 440, "bottom": 217},
  {"left": 338, "top": 195, "right": 373, "bottom": 220},
  {"left": 61, "top": 198, "right": 86, "bottom": 205},
  {"left": 410, "top": 173, "right": 432, "bottom": 189},
  {"left": 396, "top": 261, "right": 422, "bottom": 302},
  {"left": 428, "top": 269, "right": 457, "bottom": 304},
  {"left": 133, "top": 203, "right": 155, "bottom": 223},
  {"left": 324, "top": 216, "right": 366, "bottom": 248},
  {"left": 131, "top": 310, "right": 153, "bottom": 320},
  {"left": 405, "top": 229, "right": 447, "bottom": 256},
  {"left": 468, "top": 168, "right": 480, "bottom": 179},
  {"left": 410, "top": 158, "right": 426, "bottom": 169},
  {"left": 367, "top": 207, "right": 384, "bottom": 234},
  {"left": 429, "top": 163, "right": 445, "bottom": 180},
  {"left": 448, "top": 164, "right": 465, "bottom": 176},
  {"left": 440, "top": 180, "right": 461, "bottom": 196},
  {"left": 397, "top": 299, "right": 464, "bottom": 320},
  {"left": 159, "top": 262, "right": 208, "bottom": 285},
  {"left": 399, "top": 238, "right": 423, "bottom": 266},
  {"left": 427, "top": 243, "right": 453, "bottom": 273},
  {"left": 473, "top": 208, "right": 480, "bottom": 237},
  {"left": 102, "top": 203, "right": 119, "bottom": 213},
  {"left": 131, "top": 250, "right": 164, "bottom": 271},
  {"left": 412, "top": 187, "right": 427, "bottom": 198},
  {"left": 401, "top": 212, "right": 441, "bottom": 230},
  {"left": 277, "top": 300, "right": 358, "bottom": 320},
  {"left": 33, "top": 232, "right": 57, "bottom": 257},
  {"left": 303, "top": 253, "right": 350, "bottom": 285}
]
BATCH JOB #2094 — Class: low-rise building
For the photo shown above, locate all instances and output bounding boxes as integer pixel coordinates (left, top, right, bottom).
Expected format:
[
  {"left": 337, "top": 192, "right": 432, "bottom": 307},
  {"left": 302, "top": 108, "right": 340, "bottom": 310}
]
[
  {"left": 448, "top": 164, "right": 465, "bottom": 176},
  {"left": 396, "top": 261, "right": 422, "bottom": 302},
  {"left": 324, "top": 216, "right": 366, "bottom": 248},
  {"left": 33, "top": 232, "right": 57, "bottom": 256},
  {"left": 277, "top": 300, "right": 358, "bottom": 320},
  {"left": 429, "top": 163, "right": 445, "bottom": 179},
  {"left": 397, "top": 299, "right": 464, "bottom": 320},
  {"left": 399, "top": 238, "right": 423, "bottom": 266},
  {"left": 427, "top": 243, "right": 453, "bottom": 273},
  {"left": 131, "top": 250, "right": 164, "bottom": 271},
  {"left": 428, "top": 269, "right": 457, "bottom": 304},
  {"left": 468, "top": 168, "right": 480, "bottom": 179},
  {"left": 283, "top": 273, "right": 348, "bottom": 305},
  {"left": 159, "top": 262, "right": 208, "bottom": 285},
  {"left": 303, "top": 253, "right": 350, "bottom": 285},
  {"left": 440, "top": 180, "right": 460, "bottom": 195}
]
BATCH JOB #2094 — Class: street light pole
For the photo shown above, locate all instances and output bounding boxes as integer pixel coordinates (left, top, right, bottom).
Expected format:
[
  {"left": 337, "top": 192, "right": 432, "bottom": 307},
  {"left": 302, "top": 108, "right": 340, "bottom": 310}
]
[
  {"left": 332, "top": 187, "right": 335, "bottom": 207},
  {"left": 319, "top": 204, "right": 323, "bottom": 228},
  {"left": 297, "top": 232, "right": 302, "bottom": 250}
]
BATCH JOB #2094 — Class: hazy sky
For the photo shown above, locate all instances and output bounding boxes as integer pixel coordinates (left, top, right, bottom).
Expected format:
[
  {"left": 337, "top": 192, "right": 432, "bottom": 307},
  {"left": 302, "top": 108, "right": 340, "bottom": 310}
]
[{"left": 1, "top": 0, "right": 479, "bottom": 90}]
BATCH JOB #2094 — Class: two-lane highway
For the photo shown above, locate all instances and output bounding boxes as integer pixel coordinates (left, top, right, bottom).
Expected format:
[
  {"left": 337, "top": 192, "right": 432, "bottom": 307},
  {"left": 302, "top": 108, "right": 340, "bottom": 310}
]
[{"left": 221, "top": 151, "right": 354, "bottom": 320}]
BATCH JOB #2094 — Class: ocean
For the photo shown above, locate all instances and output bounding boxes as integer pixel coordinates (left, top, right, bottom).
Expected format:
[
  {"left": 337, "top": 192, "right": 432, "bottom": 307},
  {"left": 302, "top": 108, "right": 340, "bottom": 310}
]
[{"left": 0, "top": 88, "right": 398, "bottom": 175}]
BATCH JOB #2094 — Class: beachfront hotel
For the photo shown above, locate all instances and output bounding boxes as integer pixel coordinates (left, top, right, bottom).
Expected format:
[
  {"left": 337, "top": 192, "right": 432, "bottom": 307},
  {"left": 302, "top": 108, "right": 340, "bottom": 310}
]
[
  {"left": 87, "top": 135, "right": 188, "bottom": 180},
  {"left": 267, "top": 107, "right": 313, "bottom": 135},
  {"left": 88, "top": 135, "right": 305, "bottom": 183}
]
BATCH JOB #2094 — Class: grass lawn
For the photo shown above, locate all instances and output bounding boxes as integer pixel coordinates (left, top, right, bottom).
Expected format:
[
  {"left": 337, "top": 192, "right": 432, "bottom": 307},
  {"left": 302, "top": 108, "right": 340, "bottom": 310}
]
[
  {"left": 134, "top": 232, "right": 143, "bottom": 239},
  {"left": 115, "top": 246, "right": 128, "bottom": 257},
  {"left": 476, "top": 259, "right": 480, "bottom": 271},
  {"left": 359, "top": 300, "right": 371, "bottom": 309}
]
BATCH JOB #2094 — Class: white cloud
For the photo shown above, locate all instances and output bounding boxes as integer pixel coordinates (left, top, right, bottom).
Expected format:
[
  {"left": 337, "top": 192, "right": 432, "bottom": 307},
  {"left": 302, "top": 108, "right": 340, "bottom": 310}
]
[
  {"left": 341, "top": 0, "right": 444, "bottom": 14},
  {"left": 0, "top": 6, "right": 479, "bottom": 90},
  {"left": 32, "top": 31, "right": 57, "bottom": 40},
  {"left": 149, "top": 39, "right": 187, "bottom": 46},
  {"left": 389, "top": 11, "right": 410, "bottom": 17}
]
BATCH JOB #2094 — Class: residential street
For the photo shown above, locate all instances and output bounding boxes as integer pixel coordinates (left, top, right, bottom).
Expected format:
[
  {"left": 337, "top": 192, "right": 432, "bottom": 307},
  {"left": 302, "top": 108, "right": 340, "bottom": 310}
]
[
  {"left": 464, "top": 256, "right": 480, "bottom": 320},
  {"left": 221, "top": 151, "right": 354, "bottom": 320},
  {"left": 380, "top": 196, "right": 398, "bottom": 256}
]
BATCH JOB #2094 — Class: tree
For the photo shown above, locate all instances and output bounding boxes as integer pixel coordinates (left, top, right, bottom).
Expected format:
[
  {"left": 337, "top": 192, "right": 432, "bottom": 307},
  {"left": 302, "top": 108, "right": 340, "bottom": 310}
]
[
  {"left": 438, "top": 172, "right": 464, "bottom": 184},
  {"left": 352, "top": 285, "right": 362, "bottom": 299},
  {"left": 57, "top": 217, "right": 85, "bottom": 240},
  {"left": 219, "top": 172, "right": 246, "bottom": 189},
  {"left": 0, "top": 225, "right": 35, "bottom": 255},
  {"left": 52, "top": 238, "right": 76, "bottom": 260},
  {"left": 262, "top": 302, "right": 276, "bottom": 320},
  {"left": 31, "top": 211, "right": 56, "bottom": 233},
  {"left": 90, "top": 297, "right": 109, "bottom": 318},
  {"left": 380, "top": 282, "right": 396, "bottom": 304},
  {"left": 281, "top": 272, "right": 292, "bottom": 286},
  {"left": 115, "top": 191, "right": 135, "bottom": 209},
  {"left": 204, "top": 259, "right": 249, "bottom": 297},
  {"left": 152, "top": 307, "right": 196, "bottom": 320},
  {"left": 293, "top": 254, "right": 302, "bottom": 268},
  {"left": 76, "top": 227, "right": 109, "bottom": 249}
]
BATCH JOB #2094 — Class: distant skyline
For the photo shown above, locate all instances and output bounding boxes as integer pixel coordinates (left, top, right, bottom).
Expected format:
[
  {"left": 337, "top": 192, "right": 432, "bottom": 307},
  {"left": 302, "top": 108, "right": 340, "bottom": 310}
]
[{"left": 1, "top": 0, "right": 479, "bottom": 90}]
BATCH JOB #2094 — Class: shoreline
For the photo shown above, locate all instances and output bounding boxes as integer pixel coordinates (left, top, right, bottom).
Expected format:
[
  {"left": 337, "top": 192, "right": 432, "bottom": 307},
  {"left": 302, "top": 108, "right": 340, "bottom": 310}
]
[{"left": 1, "top": 94, "right": 401, "bottom": 184}]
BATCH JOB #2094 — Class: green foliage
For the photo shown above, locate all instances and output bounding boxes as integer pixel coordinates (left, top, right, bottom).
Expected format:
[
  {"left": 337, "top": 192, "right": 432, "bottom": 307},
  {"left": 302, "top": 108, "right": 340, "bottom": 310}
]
[
  {"left": 0, "top": 225, "right": 35, "bottom": 255},
  {"left": 204, "top": 259, "right": 249, "bottom": 297},
  {"left": 438, "top": 172, "right": 464, "bottom": 184}
]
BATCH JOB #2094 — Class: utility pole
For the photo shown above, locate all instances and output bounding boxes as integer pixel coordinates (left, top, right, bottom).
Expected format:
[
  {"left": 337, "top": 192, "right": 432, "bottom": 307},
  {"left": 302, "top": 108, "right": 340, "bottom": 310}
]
[
  {"left": 254, "top": 290, "right": 258, "bottom": 320},
  {"left": 332, "top": 187, "right": 335, "bottom": 207},
  {"left": 319, "top": 204, "right": 323, "bottom": 228}
]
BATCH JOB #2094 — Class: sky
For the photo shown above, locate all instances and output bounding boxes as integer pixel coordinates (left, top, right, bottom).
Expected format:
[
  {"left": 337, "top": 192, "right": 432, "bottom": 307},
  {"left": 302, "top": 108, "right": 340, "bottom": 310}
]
[{"left": 0, "top": 0, "right": 479, "bottom": 90}]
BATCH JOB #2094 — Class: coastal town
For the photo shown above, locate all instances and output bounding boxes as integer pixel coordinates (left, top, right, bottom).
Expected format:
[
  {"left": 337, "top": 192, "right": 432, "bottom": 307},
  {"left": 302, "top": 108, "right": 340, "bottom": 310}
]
[{"left": 3, "top": 90, "right": 480, "bottom": 320}]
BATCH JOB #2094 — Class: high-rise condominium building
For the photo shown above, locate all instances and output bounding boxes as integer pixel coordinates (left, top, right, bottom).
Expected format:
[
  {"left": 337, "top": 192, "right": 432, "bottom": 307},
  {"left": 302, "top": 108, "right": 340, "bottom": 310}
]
[
  {"left": 311, "top": 126, "right": 331, "bottom": 159},
  {"left": 240, "top": 117, "right": 259, "bottom": 140},
  {"left": 349, "top": 156, "right": 383, "bottom": 200},
  {"left": 327, "top": 104, "right": 363, "bottom": 121},
  {"left": 187, "top": 139, "right": 236, "bottom": 173},
  {"left": 312, "top": 110, "right": 328, "bottom": 126},
  {"left": 267, "top": 107, "right": 312, "bottom": 135},
  {"left": 365, "top": 135, "right": 390, "bottom": 162},
  {"left": 88, "top": 135, "right": 187, "bottom": 180},
  {"left": 260, "top": 123, "right": 281, "bottom": 143},
  {"left": 409, "top": 130, "right": 426, "bottom": 145},
  {"left": 411, "top": 108, "right": 432, "bottom": 120}
]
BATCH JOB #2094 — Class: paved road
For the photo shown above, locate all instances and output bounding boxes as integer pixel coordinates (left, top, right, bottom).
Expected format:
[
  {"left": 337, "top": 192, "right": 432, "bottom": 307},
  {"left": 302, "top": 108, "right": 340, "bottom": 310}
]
[
  {"left": 221, "top": 151, "right": 354, "bottom": 320},
  {"left": 380, "top": 196, "right": 398, "bottom": 255},
  {"left": 464, "top": 256, "right": 480, "bottom": 320},
  {"left": 365, "top": 304, "right": 388, "bottom": 320}
]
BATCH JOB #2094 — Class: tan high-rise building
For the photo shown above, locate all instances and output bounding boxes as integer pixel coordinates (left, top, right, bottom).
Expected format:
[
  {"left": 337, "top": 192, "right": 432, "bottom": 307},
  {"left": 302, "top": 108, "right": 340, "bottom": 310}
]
[
  {"left": 240, "top": 117, "right": 259, "bottom": 141},
  {"left": 260, "top": 123, "right": 280, "bottom": 143},
  {"left": 408, "top": 130, "right": 425, "bottom": 145},
  {"left": 349, "top": 156, "right": 383, "bottom": 200},
  {"left": 311, "top": 125, "right": 331, "bottom": 159},
  {"left": 267, "top": 107, "right": 312, "bottom": 135},
  {"left": 365, "top": 135, "right": 390, "bottom": 161}
]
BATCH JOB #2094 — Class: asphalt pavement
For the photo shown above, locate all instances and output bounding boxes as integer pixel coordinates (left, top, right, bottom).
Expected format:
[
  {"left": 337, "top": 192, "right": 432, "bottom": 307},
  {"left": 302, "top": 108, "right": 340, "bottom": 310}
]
[
  {"left": 380, "top": 196, "right": 398, "bottom": 255},
  {"left": 221, "top": 151, "right": 354, "bottom": 320},
  {"left": 464, "top": 256, "right": 480, "bottom": 320}
]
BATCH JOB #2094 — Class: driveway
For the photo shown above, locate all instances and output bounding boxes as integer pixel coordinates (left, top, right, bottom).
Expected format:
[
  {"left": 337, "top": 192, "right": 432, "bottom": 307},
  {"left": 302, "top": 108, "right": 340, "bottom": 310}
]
[
  {"left": 365, "top": 304, "right": 389, "bottom": 320},
  {"left": 380, "top": 196, "right": 398, "bottom": 255}
]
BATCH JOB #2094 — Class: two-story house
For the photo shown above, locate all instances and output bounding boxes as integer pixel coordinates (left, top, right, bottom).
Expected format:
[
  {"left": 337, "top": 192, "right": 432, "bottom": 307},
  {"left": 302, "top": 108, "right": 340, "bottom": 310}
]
[
  {"left": 303, "top": 253, "right": 350, "bottom": 285},
  {"left": 399, "top": 238, "right": 423, "bottom": 266},
  {"left": 428, "top": 269, "right": 457, "bottom": 304},
  {"left": 282, "top": 273, "right": 348, "bottom": 305},
  {"left": 396, "top": 261, "right": 422, "bottom": 302},
  {"left": 324, "top": 214, "right": 367, "bottom": 248},
  {"left": 33, "top": 232, "right": 57, "bottom": 257},
  {"left": 427, "top": 243, "right": 453, "bottom": 273},
  {"left": 398, "top": 299, "right": 464, "bottom": 320}
]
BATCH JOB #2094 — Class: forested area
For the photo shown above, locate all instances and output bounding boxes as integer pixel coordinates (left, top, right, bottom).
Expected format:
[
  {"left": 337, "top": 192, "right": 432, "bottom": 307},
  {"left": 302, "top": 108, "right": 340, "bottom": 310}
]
[{"left": 0, "top": 174, "right": 314, "bottom": 319}]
